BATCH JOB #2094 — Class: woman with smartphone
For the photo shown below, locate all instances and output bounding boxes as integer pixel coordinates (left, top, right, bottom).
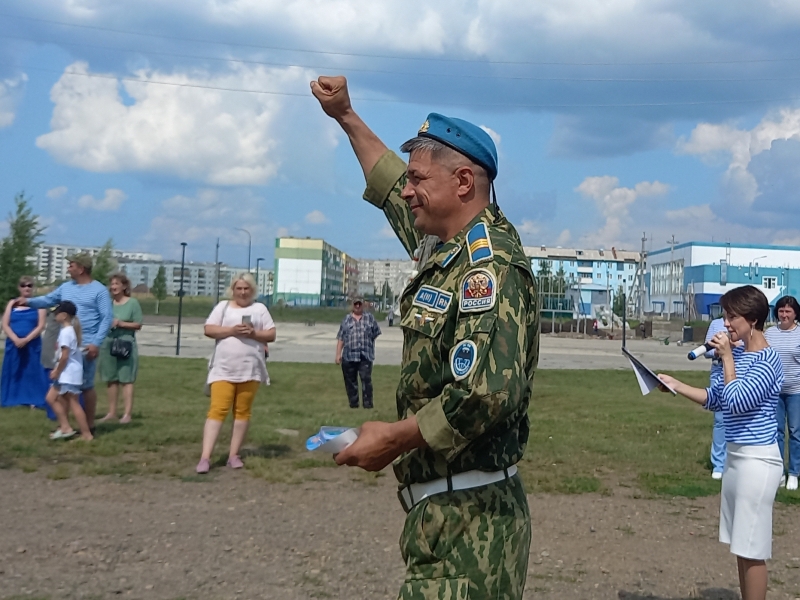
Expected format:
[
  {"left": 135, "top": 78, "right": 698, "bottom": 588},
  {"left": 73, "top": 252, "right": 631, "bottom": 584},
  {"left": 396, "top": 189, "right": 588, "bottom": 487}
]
[
  {"left": 196, "top": 273, "right": 276, "bottom": 474},
  {"left": 658, "top": 285, "right": 783, "bottom": 600}
]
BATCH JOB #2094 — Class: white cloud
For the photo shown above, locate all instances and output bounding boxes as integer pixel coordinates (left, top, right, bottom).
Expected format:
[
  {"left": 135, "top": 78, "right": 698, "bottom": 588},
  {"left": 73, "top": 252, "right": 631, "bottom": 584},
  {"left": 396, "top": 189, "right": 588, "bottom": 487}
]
[
  {"left": 556, "top": 229, "right": 571, "bottom": 246},
  {"left": 144, "top": 188, "right": 277, "bottom": 257},
  {"left": 276, "top": 227, "right": 290, "bottom": 238},
  {"left": 46, "top": 186, "right": 68, "bottom": 199},
  {"left": 0, "top": 74, "right": 27, "bottom": 128},
  {"left": 576, "top": 175, "right": 669, "bottom": 247},
  {"left": 378, "top": 224, "right": 396, "bottom": 239},
  {"left": 678, "top": 109, "right": 800, "bottom": 220},
  {"left": 36, "top": 61, "right": 337, "bottom": 185},
  {"left": 305, "top": 210, "right": 329, "bottom": 224},
  {"left": 479, "top": 125, "right": 502, "bottom": 148},
  {"left": 77, "top": 188, "right": 127, "bottom": 211}
]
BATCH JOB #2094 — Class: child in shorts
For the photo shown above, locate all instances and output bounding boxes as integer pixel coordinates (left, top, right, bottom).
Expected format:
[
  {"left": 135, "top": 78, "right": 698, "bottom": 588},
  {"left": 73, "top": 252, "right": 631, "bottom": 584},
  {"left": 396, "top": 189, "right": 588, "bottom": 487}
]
[{"left": 45, "top": 301, "right": 92, "bottom": 441}]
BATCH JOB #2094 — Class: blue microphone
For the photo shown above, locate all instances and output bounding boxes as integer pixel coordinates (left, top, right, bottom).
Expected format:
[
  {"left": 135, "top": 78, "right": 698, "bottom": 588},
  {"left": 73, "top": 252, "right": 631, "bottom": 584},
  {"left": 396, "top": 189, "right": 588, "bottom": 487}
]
[{"left": 687, "top": 342, "right": 713, "bottom": 360}]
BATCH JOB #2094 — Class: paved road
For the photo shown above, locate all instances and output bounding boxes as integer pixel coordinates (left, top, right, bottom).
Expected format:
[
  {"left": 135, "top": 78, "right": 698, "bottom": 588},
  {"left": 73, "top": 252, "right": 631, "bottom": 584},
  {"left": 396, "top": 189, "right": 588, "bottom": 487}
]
[{"left": 139, "top": 321, "right": 709, "bottom": 371}]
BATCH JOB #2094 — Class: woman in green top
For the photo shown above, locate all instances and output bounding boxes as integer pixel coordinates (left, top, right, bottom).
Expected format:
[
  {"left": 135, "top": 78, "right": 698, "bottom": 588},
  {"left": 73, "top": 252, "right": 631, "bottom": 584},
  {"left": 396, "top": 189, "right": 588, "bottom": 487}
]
[{"left": 99, "top": 273, "right": 143, "bottom": 424}]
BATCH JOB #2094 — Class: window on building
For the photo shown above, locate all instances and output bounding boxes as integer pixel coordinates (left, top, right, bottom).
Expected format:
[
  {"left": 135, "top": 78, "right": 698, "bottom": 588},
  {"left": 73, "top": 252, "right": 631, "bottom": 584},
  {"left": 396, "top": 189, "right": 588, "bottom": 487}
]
[
  {"left": 618, "top": 274, "right": 622, "bottom": 280},
  {"left": 763, "top": 276, "right": 777, "bottom": 290},
  {"left": 617, "top": 263, "right": 624, "bottom": 271},
  {"left": 577, "top": 260, "right": 592, "bottom": 268}
]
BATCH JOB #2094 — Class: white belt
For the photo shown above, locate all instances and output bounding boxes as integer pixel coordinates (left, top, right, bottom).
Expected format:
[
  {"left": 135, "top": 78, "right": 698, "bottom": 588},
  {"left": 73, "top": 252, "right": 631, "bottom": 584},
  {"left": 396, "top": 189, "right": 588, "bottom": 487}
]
[{"left": 398, "top": 465, "right": 518, "bottom": 513}]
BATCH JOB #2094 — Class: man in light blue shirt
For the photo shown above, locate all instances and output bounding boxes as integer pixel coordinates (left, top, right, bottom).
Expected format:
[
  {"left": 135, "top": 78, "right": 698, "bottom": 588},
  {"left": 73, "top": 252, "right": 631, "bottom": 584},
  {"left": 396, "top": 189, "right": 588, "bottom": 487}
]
[
  {"left": 705, "top": 317, "right": 728, "bottom": 478},
  {"left": 17, "top": 253, "right": 113, "bottom": 431}
]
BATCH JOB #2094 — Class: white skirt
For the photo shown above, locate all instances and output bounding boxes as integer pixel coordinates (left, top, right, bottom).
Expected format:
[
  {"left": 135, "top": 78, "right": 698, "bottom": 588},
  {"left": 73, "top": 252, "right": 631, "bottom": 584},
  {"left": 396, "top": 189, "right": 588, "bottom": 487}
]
[{"left": 720, "top": 442, "right": 783, "bottom": 559}]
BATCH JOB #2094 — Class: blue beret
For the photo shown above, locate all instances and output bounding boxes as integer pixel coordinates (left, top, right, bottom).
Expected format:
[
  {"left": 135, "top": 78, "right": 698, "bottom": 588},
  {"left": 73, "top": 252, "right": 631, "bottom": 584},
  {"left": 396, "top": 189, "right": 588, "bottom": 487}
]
[{"left": 414, "top": 113, "right": 498, "bottom": 181}]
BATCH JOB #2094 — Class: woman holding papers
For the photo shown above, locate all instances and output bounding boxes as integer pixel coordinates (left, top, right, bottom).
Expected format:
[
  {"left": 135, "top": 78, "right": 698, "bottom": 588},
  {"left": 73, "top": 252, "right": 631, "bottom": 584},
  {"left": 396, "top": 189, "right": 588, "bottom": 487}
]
[{"left": 658, "top": 285, "right": 782, "bottom": 600}]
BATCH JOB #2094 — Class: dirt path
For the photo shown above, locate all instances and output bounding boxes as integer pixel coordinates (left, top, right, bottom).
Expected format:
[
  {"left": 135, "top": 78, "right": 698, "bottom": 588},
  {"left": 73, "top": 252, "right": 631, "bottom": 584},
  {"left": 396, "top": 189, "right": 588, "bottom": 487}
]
[{"left": 1, "top": 468, "right": 798, "bottom": 600}]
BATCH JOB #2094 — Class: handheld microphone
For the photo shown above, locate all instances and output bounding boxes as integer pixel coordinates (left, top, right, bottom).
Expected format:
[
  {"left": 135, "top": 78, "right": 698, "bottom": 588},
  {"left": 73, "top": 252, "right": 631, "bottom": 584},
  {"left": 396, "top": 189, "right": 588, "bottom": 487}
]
[{"left": 687, "top": 342, "right": 713, "bottom": 361}]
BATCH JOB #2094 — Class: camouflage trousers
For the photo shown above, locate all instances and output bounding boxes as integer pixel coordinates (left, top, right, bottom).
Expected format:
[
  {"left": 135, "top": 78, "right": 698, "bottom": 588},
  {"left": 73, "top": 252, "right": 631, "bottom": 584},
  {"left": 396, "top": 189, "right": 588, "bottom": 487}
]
[{"left": 397, "top": 475, "right": 530, "bottom": 600}]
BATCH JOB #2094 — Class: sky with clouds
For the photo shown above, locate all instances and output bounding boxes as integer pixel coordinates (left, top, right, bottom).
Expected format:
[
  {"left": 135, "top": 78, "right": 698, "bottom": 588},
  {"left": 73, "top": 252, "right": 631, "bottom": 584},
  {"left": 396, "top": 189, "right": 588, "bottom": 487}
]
[{"left": 2, "top": 1, "right": 800, "bottom": 267}]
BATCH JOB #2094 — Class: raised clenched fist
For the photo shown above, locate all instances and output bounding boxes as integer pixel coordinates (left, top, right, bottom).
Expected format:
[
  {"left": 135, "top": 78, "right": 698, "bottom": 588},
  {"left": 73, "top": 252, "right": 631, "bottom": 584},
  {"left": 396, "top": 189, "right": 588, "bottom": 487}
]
[{"left": 310, "top": 75, "right": 352, "bottom": 120}]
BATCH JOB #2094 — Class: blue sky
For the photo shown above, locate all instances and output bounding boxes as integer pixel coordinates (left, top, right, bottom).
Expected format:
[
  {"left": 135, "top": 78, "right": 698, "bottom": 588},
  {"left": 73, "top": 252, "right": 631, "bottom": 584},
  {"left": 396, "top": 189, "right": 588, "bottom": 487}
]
[{"left": 2, "top": 1, "right": 800, "bottom": 268}]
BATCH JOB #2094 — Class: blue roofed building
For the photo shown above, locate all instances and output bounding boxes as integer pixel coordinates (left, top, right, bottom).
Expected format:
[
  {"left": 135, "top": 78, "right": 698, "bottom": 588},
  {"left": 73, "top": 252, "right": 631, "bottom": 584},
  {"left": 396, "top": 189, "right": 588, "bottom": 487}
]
[{"left": 646, "top": 241, "right": 800, "bottom": 320}]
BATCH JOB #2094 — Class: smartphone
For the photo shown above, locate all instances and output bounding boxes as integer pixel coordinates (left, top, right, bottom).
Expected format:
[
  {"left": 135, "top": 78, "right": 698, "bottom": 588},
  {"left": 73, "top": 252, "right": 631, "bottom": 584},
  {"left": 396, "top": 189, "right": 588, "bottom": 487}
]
[{"left": 242, "top": 315, "right": 252, "bottom": 325}]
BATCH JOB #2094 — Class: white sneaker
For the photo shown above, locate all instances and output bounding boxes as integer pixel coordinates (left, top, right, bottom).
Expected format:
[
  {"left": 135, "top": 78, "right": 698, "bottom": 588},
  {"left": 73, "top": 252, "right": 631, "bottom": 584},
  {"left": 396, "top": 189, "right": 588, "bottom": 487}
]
[
  {"left": 780, "top": 474, "right": 787, "bottom": 488},
  {"left": 711, "top": 471, "right": 723, "bottom": 480},
  {"left": 787, "top": 475, "right": 799, "bottom": 491}
]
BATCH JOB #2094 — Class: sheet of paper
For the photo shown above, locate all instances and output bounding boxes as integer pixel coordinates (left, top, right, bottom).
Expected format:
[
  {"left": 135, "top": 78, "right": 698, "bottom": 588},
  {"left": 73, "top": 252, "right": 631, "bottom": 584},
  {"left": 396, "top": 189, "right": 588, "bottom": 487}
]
[{"left": 622, "top": 347, "right": 676, "bottom": 396}]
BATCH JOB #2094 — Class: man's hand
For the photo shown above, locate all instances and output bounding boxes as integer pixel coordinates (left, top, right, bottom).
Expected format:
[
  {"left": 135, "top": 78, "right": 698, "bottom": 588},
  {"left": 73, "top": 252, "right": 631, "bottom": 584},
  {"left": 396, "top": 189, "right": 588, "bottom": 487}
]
[
  {"left": 86, "top": 344, "right": 99, "bottom": 360},
  {"left": 334, "top": 418, "right": 425, "bottom": 472},
  {"left": 310, "top": 76, "right": 352, "bottom": 122},
  {"left": 335, "top": 354, "right": 342, "bottom": 365},
  {"left": 49, "top": 370, "right": 58, "bottom": 381},
  {"left": 12, "top": 297, "right": 28, "bottom": 308}
]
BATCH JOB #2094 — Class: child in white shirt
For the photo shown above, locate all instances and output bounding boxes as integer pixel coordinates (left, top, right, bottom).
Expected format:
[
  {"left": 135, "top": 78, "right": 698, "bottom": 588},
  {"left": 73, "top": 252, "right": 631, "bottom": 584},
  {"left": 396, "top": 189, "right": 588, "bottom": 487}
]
[{"left": 45, "top": 301, "right": 92, "bottom": 441}]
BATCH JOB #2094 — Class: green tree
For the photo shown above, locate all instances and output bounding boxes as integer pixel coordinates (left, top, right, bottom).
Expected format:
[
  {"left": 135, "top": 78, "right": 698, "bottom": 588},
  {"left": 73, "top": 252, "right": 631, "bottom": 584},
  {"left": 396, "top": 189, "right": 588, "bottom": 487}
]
[
  {"left": 554, "top": 265, "right": 567, "bottom": 296},
  {"left": 92, "top": 238, "right": 117, "bottom": 286},
  {"left": 0, "top": 192, "right": 45, "bottom": 302},
  {"left": 151, "top": 266, "right": 168, "bottom": 314},
  {"left": 613, "top": 285, "right": 626, "bottom": 317}
]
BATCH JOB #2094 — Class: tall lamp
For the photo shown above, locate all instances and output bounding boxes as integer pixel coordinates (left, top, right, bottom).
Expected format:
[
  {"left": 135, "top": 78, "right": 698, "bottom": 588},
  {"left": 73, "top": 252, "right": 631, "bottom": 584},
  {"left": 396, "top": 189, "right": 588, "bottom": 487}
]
[{"left": 175, "top": 242, "right": 187, "bottom": 356}]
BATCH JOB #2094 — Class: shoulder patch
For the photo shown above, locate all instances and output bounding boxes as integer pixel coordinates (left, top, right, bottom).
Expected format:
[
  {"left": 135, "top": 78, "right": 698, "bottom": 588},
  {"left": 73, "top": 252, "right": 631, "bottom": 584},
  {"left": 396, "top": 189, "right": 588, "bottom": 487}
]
[
  {"left": 412, "top": 285, "right": 453, "bottom": 313},
  {"left": 450, "top": 340, "right": 478, "bottom": 381},
  {"left": 440, "top": 244, "right": 462, "bottom": 269},
  {"left": 460, "top": 269, "right": 497, "bottom": 313},
  {"left": 467, "top": 222, "right": 494, "bottom": 265}
]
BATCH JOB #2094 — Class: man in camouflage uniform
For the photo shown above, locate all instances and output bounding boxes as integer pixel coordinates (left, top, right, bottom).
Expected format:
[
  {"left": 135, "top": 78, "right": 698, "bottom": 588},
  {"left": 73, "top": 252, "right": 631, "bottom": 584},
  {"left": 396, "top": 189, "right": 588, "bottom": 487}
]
[{"left": 311, "top": 75, "right": 538, "bottom": 600}]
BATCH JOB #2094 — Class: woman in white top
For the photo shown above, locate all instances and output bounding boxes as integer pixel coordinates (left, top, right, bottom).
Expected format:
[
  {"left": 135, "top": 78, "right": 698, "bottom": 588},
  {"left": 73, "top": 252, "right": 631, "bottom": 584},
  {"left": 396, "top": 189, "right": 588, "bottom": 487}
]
[
  {"left": 196, "top": 273, "right": 276, "bottom": 474},
  {"left": 764, "top": 295, "right": 800, "bottom": 491}
]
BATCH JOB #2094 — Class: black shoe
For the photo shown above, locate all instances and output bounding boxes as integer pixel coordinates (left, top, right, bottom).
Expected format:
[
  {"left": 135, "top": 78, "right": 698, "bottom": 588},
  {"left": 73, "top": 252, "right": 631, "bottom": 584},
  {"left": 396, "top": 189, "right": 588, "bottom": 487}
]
[
  {"left": 363, "top": 404, "right": 373, "bottom": 409},
  {"left": 349, "top": 405, "right": 359, "bottom": 409}
]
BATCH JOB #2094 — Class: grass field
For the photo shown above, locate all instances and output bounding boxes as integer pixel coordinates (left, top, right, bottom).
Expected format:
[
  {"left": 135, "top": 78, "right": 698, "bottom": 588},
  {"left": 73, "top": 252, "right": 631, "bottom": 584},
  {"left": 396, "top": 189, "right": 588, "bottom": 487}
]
[
  {"left": 136, "top": 296, "right": 386, "bottom": 322},
  {"left": 0, "top": 357, "right": 797, "bottom": 504}
]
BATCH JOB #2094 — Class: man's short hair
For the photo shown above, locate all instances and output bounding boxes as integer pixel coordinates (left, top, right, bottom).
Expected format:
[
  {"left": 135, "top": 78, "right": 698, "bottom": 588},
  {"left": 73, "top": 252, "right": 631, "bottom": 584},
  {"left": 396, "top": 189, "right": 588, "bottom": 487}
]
[{"left": 400, "top": 137, "right": 488, "bottom": 181}]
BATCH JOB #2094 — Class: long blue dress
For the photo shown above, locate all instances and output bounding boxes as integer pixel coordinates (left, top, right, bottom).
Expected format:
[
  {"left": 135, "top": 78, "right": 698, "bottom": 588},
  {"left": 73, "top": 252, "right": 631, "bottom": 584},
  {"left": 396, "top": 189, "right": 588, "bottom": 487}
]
[{"left": 1, "top": 307, "right": 49, "bottom": 409}]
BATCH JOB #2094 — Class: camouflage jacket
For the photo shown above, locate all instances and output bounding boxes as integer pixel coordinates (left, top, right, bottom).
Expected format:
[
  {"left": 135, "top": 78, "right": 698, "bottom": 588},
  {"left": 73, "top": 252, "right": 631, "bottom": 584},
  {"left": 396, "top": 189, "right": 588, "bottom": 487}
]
[{"left": 363, "top": 151, "right": 539, "bottom": 487}]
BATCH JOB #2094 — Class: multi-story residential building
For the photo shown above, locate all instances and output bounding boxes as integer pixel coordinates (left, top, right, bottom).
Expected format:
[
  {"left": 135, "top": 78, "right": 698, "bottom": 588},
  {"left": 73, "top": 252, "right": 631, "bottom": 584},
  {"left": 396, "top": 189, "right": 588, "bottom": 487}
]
[
  {"left": 524, "top": 246, "right": 641, "bottom": 318},
  {"left": 343, "top": 254, "right": 360, "bottom": 300},
  {"left": 118, "top": 259, "right": 246, "bottom": 298},
  {"left": 36, "top": 243, "right": 162, "bottom": 283},
  {"left": 357, "top": 258, "right": 414, "bottom": 296},
  {"left": 273, "top": 237, "right": 348, "bottom": 306},
  {"left": 646, "top": 241, "right": 800, "bottom": 319}
]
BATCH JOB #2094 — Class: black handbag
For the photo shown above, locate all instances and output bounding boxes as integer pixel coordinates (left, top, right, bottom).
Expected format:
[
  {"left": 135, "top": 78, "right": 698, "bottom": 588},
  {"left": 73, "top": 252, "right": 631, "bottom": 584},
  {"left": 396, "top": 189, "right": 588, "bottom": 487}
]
[{"left": 110, "top": 338, "right": 133, "bottom": 359}]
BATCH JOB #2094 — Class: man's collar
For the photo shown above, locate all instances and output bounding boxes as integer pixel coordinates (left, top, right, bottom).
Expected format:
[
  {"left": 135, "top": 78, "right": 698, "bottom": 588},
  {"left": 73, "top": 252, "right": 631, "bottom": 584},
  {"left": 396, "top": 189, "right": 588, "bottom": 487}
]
[{"left": 432, "top": 206, "right": 495, "bottom": 268}]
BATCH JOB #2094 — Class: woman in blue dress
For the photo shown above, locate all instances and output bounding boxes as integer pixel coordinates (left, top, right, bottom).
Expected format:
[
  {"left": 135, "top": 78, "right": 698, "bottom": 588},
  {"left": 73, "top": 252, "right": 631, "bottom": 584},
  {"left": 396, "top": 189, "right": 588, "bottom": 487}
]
[{"left": 1, "top": 276, "right": 48, "bottom": 409}]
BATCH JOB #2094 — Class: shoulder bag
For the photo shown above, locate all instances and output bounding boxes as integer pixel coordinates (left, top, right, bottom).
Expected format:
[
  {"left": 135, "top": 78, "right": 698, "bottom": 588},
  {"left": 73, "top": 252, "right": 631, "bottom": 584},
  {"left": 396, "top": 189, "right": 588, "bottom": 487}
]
[{"left": 204, "top": 301, "right": 229, "bottom": 397}]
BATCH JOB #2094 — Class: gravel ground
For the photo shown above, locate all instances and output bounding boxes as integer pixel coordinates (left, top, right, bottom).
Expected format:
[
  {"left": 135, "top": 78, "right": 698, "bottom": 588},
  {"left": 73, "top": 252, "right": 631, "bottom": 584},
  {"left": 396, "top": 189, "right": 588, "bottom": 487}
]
[{"left": 1, "top": 468, "right": 799, "bottom": 600}]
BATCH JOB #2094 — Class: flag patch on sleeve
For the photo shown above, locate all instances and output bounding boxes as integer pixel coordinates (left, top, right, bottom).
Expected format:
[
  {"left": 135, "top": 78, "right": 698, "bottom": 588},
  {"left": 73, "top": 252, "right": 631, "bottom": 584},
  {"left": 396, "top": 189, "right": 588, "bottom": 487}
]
[{"left": 460, "top": 269, "right": 497, "bottom": 313}]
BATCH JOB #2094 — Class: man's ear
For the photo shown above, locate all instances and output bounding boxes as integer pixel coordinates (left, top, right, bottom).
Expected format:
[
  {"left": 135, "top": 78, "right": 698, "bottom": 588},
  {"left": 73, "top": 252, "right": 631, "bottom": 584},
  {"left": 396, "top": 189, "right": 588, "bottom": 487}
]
[{"left": 454, "top": 166, "right": 476, "bottom": 200}]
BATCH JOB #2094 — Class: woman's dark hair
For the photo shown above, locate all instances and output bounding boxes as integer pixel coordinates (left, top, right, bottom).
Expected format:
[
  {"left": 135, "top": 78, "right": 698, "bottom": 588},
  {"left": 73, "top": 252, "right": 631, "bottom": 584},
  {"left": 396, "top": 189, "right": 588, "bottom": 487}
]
[
  {"left": 109, "top": 272, "right": 132, "bottom": 297},
  {"left": 773, "top": 295, "right": 800, "bottom": 321},
  {"left": 720, "top": 285, "right": 769, "bottom": 330}
]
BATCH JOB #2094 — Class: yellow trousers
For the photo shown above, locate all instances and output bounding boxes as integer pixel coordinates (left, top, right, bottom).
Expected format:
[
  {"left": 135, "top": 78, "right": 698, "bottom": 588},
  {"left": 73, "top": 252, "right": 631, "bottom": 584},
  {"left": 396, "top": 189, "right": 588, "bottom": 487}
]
[{"left": 207, "top": 380, "right": 260, "bottom": 422}]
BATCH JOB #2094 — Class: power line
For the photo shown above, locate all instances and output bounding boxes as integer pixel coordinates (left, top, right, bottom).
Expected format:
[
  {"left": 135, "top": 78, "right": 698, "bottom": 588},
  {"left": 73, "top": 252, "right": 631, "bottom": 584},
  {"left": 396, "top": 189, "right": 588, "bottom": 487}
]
[
  {"left": 4, "top": 33, "right": 800, "bottom": 83},
  {"left": 9, "top": 61, "right": 800, "bottom": 109},
  {"left": 3, "top": 12, "right": 800, "bottom": 67}
]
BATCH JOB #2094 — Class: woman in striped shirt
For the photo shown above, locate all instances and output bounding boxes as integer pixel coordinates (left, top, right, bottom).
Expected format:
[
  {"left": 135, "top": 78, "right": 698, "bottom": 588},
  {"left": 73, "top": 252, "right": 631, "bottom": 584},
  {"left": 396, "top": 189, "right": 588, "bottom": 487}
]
[
  {"left": 659, "top": 285, "right": 783, "bottom": 600},
  {"left": 764, "top": 295, "right": 800, "bottom": 491}
]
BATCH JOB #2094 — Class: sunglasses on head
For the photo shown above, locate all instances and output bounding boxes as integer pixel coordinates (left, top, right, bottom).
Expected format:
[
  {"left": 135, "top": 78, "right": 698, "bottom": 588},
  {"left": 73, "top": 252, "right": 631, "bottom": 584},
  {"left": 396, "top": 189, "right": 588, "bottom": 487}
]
[{"left": 19, "top": 283, "right": 33, "bottom": 288}]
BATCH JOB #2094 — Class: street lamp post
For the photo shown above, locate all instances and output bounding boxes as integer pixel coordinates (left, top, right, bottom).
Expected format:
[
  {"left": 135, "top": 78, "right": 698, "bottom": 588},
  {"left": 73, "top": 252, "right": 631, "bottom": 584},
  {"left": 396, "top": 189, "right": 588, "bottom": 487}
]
[
  {"left": 235, "top": 228, "right": 252, "bottom": 271},
  {"left": 255, "top": 257, "right": 265, "bottom": 299},
  {"left": 176, "top": 242, "right": 187, "bottom": 356}
]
